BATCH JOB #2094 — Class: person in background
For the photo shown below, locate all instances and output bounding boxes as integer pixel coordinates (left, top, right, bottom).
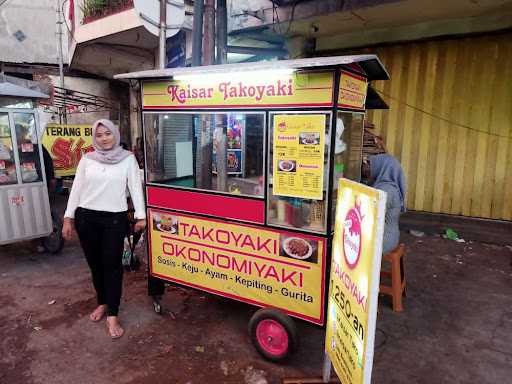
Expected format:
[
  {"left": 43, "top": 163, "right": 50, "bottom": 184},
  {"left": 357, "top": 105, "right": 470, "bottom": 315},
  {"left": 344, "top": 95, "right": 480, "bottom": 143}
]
[
  {"left": 42, "top": 145, "right": 56, "bottom": 193},
  {"left": 62, "top": 119, "right": 146, "bottom": 339},
  {"left": 362, "top": 154, "right": 406, "bottom": 255}
]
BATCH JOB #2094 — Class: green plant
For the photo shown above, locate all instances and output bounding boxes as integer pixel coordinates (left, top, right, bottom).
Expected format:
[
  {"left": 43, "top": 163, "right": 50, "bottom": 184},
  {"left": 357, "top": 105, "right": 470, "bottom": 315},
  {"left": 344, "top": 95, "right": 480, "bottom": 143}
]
[
  {"left": 81, "top": 0, "right": 133, "bottom": 20},
  {"left": 81, "top": 0, "right": 107, "bottom": 19}
]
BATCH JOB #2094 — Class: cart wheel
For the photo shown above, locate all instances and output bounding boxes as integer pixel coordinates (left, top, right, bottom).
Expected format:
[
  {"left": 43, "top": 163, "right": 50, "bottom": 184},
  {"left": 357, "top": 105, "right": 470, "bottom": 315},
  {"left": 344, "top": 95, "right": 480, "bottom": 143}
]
[
  {"left": 249, "top": 308, "right": 298, "bottom": 362},
  {"left": 42, "top": 214, "right": 64, "bottom": 254},
  {"left": 153, "top": 296, "right": 163, "bottom": 315}
]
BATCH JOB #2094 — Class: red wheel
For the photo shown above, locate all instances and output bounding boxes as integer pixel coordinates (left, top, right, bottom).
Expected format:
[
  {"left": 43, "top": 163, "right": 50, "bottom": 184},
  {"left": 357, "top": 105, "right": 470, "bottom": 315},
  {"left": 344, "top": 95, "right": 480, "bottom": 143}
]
[{"left": 249, "top": 308, "right": 298, "bottom": 362}]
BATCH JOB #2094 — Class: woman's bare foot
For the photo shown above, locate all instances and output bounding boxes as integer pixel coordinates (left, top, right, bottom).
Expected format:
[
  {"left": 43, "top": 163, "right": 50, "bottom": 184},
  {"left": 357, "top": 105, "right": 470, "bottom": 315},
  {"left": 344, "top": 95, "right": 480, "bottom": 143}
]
[
  {"left": 106, "top": 316, "right": 124, "bottom": 339},
  {"left": 89, "top": 304, "right": 107, "bottom": 322}
]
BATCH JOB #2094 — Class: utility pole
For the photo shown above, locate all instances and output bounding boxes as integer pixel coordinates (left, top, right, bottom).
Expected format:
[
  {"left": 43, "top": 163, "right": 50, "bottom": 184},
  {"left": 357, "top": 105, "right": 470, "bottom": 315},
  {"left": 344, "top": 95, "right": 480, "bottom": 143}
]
[
  {"left": 216, "top": 0, "right": 227, "bottom": 64},
  {"left": 191, "top": 0, "right": 204, "bottom": 66},
  {"left": 202, "top": 0, "right": 215, "bottom": 65},
  {"left": 158, "top": 0, "right": 167, "bottom": 69},
  {"left": 56, "top": 0, "right": 66, "bottom": 123}
]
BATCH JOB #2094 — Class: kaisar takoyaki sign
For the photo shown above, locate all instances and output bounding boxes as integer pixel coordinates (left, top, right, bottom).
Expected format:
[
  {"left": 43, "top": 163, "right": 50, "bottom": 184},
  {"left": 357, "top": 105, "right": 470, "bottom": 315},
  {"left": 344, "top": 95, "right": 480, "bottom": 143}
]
[
  {"left": 148, "top": 209, "right": 327, "bottom": 324},
  {"left": 142, "top": 71, "right": 334, "bottom": 109}
]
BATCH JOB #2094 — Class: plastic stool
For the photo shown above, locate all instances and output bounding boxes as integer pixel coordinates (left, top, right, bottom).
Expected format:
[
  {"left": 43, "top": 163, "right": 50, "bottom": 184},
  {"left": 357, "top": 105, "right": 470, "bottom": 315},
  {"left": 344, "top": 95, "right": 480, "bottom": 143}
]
[{"left": 379, "top": 244, "right": 406, "bottom": 312}]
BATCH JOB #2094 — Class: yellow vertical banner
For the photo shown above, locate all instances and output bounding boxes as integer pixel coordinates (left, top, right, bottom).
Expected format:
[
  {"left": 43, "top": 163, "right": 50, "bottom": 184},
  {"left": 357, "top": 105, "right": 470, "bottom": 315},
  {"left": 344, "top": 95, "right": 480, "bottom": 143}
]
[
  {"left": 325, "top": 178, "right": 386, "bottom": 384},
  {"left": 272, "top": 114, "right": 326, "bottom": 200},
  {"left": 42, "top": 124, "right": 94, "bottom": 177}
]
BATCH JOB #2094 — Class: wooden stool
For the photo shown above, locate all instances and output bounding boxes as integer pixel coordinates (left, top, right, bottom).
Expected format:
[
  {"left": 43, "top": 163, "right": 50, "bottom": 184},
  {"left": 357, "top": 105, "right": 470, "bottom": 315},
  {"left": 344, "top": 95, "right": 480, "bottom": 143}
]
[{"left": 379, "top": 244, "right": 406, "bottom": 312}]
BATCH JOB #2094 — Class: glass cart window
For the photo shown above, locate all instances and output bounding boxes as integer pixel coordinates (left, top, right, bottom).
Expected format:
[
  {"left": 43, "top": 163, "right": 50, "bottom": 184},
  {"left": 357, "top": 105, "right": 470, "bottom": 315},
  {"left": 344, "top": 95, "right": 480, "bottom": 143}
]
[
  {"left": 267, "top": 112, "right": 331, "bottom": 234},
  {"left": 0, "top": 113, "right": 17, "bottom": 185},
  {"left": 330, "top": 112, "right": 364, "bottom": 229},
  {"left": 14, "top": 113, "right": 42, "bottom": 184},
  {"left": 144, "top": 112, "right": 265, "bottom": 197}
]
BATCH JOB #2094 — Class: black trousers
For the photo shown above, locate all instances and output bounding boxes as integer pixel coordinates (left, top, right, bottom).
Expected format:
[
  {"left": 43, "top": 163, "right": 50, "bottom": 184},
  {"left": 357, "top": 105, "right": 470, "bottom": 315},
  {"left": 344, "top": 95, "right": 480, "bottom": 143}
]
[{"left": 75, "top": 207, "right": 128, "bottom": 316}]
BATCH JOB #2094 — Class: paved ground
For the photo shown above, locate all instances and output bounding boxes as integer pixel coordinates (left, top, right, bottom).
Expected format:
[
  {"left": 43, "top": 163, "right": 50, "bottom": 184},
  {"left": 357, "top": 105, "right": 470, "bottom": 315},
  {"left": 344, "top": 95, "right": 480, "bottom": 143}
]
[{"left": 1, "top": 219, "right": 511, "bottom": 383}]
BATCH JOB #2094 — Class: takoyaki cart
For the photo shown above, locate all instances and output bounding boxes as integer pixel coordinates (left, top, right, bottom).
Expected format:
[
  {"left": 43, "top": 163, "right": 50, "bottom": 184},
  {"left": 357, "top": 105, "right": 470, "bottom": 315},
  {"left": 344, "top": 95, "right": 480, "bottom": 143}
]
[{"left": 115, "top": 55, "right": 389, "bottom": 361}]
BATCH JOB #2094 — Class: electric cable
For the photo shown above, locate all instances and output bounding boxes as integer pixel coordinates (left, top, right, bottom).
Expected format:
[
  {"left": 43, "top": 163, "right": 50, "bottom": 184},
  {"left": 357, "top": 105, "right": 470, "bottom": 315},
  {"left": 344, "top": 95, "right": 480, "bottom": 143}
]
[{"left": 375, "top": 88, "right": 512, "bottom": 140}]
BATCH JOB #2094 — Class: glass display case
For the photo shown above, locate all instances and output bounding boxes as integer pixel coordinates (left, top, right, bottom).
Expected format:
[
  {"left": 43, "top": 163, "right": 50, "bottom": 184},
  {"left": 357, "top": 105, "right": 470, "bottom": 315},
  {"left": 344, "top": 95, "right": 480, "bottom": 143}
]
[
  {"left": 144, "top": 112, "right": 264, "bottom": 197},
  {"left": 0, "top": 113, "right": 17, "bottom": 185},
  {"left": 0, "top": 91, "right": 52, "bottom": 245}
]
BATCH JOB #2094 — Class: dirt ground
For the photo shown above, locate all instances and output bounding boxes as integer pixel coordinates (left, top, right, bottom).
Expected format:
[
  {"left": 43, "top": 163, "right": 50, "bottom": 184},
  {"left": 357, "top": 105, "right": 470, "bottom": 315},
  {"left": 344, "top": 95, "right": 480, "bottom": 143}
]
[{"left": 1, "top": 224, "right": 511, "bottom": 383}]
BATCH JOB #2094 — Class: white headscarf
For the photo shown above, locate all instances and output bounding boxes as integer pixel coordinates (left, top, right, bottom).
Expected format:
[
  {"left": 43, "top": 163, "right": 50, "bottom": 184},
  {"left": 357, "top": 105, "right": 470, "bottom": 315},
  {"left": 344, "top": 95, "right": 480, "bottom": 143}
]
[{"left": 87, "top": 119, "right": 131, "bottom": 164}]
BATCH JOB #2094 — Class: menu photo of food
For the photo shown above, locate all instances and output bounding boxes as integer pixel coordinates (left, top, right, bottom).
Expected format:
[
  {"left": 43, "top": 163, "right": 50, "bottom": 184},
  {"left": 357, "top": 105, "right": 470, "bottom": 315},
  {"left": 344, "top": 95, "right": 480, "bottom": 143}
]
[
  {"left": 280, "top": 235, "right": 318, "bottom": 263},
  {"left": 299, "top": 132, "right": 320, "bottom": 145},
  {"left": 22, "top": 162, "right": 36, "bottom": 171},
  {"left": 21, "top": 143, "right": 34, "bottom": 153},
  {"left": 153, "top": 213, "right": 179, "bottom": 234},
  {"left": 278, "top": 159, "right": 296, "bottom": 173}
]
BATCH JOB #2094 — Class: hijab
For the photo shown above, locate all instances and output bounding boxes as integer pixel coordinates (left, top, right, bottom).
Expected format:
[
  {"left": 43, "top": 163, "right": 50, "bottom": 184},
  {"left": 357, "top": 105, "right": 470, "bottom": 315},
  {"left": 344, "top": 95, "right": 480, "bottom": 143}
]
[
  {"left": 369, "top": 154, "right": 407, "bottom": 212},
  {"left": 87, "top": 119, "right": 131, "bottom": 164}
]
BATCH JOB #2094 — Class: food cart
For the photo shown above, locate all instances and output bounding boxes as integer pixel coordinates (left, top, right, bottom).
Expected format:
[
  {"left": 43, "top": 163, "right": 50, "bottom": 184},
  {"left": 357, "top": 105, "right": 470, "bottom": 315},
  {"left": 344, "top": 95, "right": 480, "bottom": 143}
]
[
  {"left": 115, "top": 55, "right": 389, "bottom": 361},
  {"left": 0, "top": 80, "right": 62, "bottom": 252}
]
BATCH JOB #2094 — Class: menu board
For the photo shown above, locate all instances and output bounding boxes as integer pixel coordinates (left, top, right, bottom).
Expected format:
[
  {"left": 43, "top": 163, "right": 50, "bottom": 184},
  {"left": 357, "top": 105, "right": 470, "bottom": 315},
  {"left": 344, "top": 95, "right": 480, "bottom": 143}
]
[{"left": 272, "top": 114, "right": 325, "bottom": 200}]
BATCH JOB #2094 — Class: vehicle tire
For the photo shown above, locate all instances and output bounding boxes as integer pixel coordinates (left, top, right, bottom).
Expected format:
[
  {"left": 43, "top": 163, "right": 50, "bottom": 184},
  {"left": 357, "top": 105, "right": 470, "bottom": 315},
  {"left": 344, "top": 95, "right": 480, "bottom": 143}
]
[
  {"left": 249, "top": 308, "right": 298, "bottom": 362},
  {"left": 42, "top": 214, "right": 64, "bottom": 254}
]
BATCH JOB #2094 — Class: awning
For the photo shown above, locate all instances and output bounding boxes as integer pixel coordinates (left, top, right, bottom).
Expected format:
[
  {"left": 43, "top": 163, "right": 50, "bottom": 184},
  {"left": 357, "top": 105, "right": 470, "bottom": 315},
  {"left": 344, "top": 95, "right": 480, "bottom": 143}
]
[
  {"left": 114, "top": 54, "right": 389, "bottom": 81},
  {"left": 0, "top": 81, "right": 49, "bottom": 99}
]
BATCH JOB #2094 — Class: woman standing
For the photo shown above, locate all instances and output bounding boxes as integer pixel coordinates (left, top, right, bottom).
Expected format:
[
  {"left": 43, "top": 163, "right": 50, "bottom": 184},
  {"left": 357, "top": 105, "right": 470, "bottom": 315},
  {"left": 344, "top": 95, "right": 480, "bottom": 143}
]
[
  {"left": 363, "top": 154, "right": 406, "bottom": 255},
  {"left": 62, "top": 119, "right": 146, "bottom": 339}
]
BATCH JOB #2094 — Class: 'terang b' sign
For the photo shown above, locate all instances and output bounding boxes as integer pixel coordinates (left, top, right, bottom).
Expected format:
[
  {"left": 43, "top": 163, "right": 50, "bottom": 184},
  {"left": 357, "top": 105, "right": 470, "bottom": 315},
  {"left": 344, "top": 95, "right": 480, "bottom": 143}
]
[
  {"left": 42, "top": 124, "right": 94, "bottom": 177},
  {"left": 142, "top": 71, "right": 335, "bottom": 109}
]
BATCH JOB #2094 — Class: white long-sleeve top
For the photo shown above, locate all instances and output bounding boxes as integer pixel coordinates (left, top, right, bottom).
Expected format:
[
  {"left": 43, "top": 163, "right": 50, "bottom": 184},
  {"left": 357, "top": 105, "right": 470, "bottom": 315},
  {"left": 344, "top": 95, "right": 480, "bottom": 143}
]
[{"left": 64, "top": 155, "right": 146, "bottom": 220}]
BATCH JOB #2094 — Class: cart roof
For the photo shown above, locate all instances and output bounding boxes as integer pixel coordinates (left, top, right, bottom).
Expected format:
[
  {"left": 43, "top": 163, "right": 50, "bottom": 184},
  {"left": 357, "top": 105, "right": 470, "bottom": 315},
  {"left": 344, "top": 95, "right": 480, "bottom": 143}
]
[
  {"left": 114, "top": 54, "right": 389, "bottom": 81},
  {"left": 0, "top": 81, "right": 49, "bottom": 99}
]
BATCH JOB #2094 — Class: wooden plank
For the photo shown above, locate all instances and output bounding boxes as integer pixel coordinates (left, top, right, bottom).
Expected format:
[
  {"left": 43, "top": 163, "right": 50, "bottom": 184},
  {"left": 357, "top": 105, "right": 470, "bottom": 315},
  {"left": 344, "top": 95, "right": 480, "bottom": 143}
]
[
  {"left": 409, "top": 44, "right": 427, "bottom": 210},
  {"left": 432, "top": 40, "right": 456, "bottom": 213},
  {"left": 500, "top": 36, "right": 512, "bottom": 220},
  {"left": 383, "top": 45, "right": 405, "bottom": 157},
  {"left": 395, "top": 44, "right": 411, "bottom": 165},
  {"left": 414, "top": 41, "right": 438, "bottom": 211},
  {"left": 479, "top": 37, "right": 501, "bottom": 218},
  {"left": 445, "top": 40, "right": 471, "bottom": 215},
  {"left": 440, "top": 39, "right": 464, "bottom": 214},
  {"left": 376, "top": 46, "right": 392, "bottom": 140},
  {"left": 401, "top": 44, "right": 421, "bottom": 209},
  {"left": 460, "top": 39, "right": 480, "bottom": 217},
  {"left": 468, "top": 37, "right": 494, "bottom": 217},
  {"left": 451, "top": 38, "right": 473, "bottom": 215},
  {"left": 369, "top": 47, "right": 386, "bottom": 135}
]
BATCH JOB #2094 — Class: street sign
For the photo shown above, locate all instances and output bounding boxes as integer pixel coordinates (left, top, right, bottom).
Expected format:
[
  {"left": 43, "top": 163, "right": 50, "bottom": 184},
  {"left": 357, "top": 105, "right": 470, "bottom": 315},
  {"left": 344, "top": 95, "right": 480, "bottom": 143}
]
[
  {"left": 133, "top": 0, "right": 185, "bottom": 38},
  {"left": 324, "top": 178, "right": 386, "bottom": 384}
]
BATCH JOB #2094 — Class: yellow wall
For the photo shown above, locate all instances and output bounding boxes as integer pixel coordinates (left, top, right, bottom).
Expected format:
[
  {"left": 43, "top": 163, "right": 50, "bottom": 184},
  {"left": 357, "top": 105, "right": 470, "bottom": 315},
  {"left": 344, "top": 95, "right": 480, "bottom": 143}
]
[{"left": 365, "top": 33, "right": 512, "bottom": 221}]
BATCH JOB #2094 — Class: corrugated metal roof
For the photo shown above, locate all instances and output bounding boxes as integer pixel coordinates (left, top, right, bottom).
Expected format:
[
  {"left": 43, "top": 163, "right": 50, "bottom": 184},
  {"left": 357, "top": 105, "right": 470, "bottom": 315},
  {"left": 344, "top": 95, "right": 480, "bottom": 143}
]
[
  {"left": 0, "top": 82, "right": 49, "bottom": 99},
  {"left": 114, "top": 54, "right": 389, "bottom": 81}
]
